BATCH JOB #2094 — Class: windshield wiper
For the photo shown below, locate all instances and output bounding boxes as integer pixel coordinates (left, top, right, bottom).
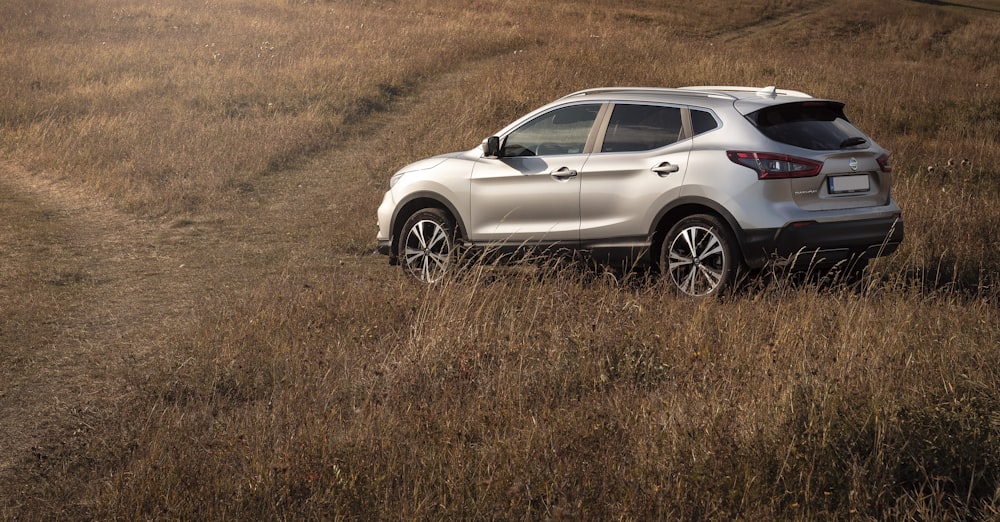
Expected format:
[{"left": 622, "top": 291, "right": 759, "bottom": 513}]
[{"left": 839, "top": 136, "right": 867, "bottom": 148}]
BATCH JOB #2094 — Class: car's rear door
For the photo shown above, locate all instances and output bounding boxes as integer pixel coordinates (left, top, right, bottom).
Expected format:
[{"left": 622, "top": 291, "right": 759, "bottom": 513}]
[{"left": 580, "top": 103, "right": 691, "bottom": 245}]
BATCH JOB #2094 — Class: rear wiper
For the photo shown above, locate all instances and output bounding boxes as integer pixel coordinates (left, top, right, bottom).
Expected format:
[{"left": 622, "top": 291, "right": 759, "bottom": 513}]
[{"left": 839, "top": 136, "right": 867, "bottom": 148}]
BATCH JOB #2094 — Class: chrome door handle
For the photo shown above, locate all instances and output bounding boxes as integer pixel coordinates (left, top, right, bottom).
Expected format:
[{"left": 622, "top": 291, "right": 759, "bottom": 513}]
[
  {"left": 550, "top": 167, "right": 578, "bottom": 181},
  {"left": 652, "top": 162, "right": 680, "bottom": 177}
]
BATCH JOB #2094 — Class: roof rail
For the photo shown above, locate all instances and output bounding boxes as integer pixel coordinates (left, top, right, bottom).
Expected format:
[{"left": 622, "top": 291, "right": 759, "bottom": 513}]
[
  {"left": 679, "top": 86, "right": 813, "bottom": 98},
  {"left": 563, "top": 87, "right": 739, "bottom": 100}
]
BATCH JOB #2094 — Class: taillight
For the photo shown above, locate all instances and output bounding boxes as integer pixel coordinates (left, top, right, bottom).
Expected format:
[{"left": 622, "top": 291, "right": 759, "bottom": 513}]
[
  {"left": 877, "top": 152, "right": 892, "bottom": 173},
  {"left": 727, "top": 151, "right": 823, "bottom": 179}
]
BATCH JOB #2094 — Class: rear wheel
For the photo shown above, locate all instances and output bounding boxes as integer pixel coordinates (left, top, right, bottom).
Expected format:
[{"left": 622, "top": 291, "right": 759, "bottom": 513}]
[
  {"left": 661, "top": 214, "right": 741, "bottom": 296},
  {"left": 399, "top": 208, "right": 455, "bottom": 283}
]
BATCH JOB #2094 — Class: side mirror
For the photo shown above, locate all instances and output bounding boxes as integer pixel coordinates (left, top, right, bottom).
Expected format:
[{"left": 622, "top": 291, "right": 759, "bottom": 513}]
[{"left": 482, "top": 136, "right": 502, "bottom": 158}]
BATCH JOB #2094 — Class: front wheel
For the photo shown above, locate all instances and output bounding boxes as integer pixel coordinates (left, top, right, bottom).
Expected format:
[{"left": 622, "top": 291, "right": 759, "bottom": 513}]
[
  {"left": 660, "top": 215, "right": 742, "bottom": 297},
  {"left": 399, "top": 208, "right": 456, "bottom": 283}
]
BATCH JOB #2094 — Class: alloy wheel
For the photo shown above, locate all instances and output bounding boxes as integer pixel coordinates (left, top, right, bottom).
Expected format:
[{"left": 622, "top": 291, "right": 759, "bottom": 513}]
[
  {"left": 402, "top": 218, "right": 452, "bottom": 283},
  {"left": 666, "top": 225, "right": 727, "bottom": 296}
]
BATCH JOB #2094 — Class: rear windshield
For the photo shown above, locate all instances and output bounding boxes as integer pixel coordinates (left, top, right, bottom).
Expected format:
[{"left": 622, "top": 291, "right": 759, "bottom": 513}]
[{"left": 748, "top": 101, "right": 866, "bottom": 151}]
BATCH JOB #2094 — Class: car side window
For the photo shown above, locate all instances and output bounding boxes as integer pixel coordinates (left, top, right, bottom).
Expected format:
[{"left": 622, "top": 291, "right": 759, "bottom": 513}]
[
  {"left": 691, "top": 109, "right": 720, "bottom": 136},
  {"left": 502, "top": 104, "right": 600, "bottom": 157},
  {"left": 601, "top": 104, "right": 683, "bottom": 153}
]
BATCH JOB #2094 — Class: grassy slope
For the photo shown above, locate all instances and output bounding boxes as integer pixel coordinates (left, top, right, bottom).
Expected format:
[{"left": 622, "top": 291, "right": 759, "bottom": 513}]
[{"left": 1, "top": 0, "right": 998, "bottom": 519}]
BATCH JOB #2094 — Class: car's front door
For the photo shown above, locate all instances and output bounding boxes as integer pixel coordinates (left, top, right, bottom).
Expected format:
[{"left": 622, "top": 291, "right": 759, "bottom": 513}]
[{"left": 469, "top": 103, "right": 602, "bottom": 246}]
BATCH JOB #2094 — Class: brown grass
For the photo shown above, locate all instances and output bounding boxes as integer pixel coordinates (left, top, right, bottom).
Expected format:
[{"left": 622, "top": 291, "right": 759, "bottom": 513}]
[{"left": 1, "top": 0, "right": 999, "bottom": 519}]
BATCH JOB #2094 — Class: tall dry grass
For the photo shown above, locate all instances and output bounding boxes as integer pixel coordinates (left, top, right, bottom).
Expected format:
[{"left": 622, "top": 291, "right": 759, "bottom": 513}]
[
  {"left": 2, "top": 0, "right": 999, "bottom": 519},
  {"left": 62, "top": 266, "right": 997, "bottom": 519}
]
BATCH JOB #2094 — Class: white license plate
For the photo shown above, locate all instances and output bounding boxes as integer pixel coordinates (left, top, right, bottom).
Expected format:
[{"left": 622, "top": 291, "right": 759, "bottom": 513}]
[{"left": 829, "top": 175, "right": 870, "bottom": 194}]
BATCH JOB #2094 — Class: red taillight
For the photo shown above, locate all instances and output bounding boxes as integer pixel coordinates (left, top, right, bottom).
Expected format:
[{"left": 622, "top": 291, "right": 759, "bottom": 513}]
[
  {"left": 727, "top": 151, "right": 823, "bottom": 179},
  {"left": 877, "top": 153, "right": 892, "bottom": 173}
]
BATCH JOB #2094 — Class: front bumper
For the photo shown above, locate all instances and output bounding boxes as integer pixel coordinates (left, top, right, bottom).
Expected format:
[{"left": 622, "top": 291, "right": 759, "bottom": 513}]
[
  {"left": 740, "top": 215, "right": 904, "bottom": 269},
  {"left": 376, "top": 189, "right": 396, "bottom": 262},
  {"left": 377, "top": 238, "right": 395, "bottom": 263}
]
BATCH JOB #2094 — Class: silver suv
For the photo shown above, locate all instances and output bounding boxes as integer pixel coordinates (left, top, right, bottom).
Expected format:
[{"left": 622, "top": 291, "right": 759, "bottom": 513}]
[{"left": 376, "top": 86, "right": 904, "bottom": 295}]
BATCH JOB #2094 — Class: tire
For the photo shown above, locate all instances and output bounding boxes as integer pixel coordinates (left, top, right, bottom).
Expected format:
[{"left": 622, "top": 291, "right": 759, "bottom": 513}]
[
  {"left": 660, "top": 214, "right": 742, "bottom": 297},
  {"left": 398, "top": 208, "right": 456, "bottom": 283}
]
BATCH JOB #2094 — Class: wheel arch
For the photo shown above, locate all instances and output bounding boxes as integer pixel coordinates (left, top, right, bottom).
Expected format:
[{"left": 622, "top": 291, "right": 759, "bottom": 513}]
[
  {"left": 648, "top": 197, "right": 748, "bottom": 268},
  {"left": 390, "top": 192, "right": 466, "bottom": 260}
]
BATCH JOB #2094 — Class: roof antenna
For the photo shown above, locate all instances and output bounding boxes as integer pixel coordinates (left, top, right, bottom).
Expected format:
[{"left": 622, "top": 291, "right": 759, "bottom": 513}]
[{"left": 756, "top": 86, "right": 778, "bottom": 98}]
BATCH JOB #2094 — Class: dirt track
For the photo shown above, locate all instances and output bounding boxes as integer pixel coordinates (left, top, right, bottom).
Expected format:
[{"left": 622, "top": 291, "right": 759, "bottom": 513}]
[
  {"left": 0, "top": 164, "right": 344, "bottom": 478},
  {"left": 0, "top": 79, "right": 404, "bottom": 490},
  {"left": 0, "top": 161, "right": 220, "bottom": 481},
  {"left": 0, "top": 35, "right": 523, "bottom": 505}
]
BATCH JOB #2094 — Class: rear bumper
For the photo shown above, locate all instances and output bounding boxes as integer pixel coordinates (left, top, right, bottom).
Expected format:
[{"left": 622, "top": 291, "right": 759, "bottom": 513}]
[{"left": 740, "top": 216, "right": 904, "bottom": 268}]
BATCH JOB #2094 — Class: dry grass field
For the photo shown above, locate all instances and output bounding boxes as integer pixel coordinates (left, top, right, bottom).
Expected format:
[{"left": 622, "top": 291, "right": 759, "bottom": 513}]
[{"left": 1, "top": 0, "right": 998, "bottom": 519}]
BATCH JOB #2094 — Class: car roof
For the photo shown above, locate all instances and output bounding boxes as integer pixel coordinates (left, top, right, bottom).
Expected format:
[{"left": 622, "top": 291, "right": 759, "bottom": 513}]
[{"left": 561, "top": 86, "right": 833, "bottom": 114}]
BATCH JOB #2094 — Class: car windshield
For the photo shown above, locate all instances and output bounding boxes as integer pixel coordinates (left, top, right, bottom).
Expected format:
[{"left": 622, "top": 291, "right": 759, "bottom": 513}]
[{"left": 748, "top": 101, "right": 865, "bottom": 151}]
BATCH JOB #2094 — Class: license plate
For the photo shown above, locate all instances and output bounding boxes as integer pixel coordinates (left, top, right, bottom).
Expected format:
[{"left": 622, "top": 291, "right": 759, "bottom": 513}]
[{"left": 828, "top": 175, "right": 870, "bottom": 194}]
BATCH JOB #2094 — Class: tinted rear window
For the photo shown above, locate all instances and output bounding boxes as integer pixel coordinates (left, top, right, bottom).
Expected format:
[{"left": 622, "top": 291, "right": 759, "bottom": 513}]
[
  {"left": 749, "top": 102, "right": 865, "bottom": 151},
  {"left": 601, "top": 104, "right": 683, "bottom": 152},
  {"left": 691, "top": 109, "right": 719, "bottom": 135}
]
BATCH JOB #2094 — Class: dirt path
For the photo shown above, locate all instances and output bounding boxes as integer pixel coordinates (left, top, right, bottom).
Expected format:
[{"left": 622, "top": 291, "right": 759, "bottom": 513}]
[
  {"left": 712, "top": 2, "right": 826, "bottom": 42},
  {"left": 0, "top": 55, "right": 498, "bottom": 505},
  {"left": 0, "top": 162, "right": 223, "bottom": 481},
  {"left": 0, "top": 154, "right": 367, "bottom": 489},
  {"left": 0, "top": 97, "right": 394, "bottom": 491}
]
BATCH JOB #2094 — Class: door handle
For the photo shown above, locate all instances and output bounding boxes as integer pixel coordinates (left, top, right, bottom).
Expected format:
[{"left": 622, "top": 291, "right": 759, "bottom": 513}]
[
  {"left": 550, "top": 167, "right": 578, "bottom": 181},
  {"left": 652, "top": 162, "right": 680, "bottom": 177}
]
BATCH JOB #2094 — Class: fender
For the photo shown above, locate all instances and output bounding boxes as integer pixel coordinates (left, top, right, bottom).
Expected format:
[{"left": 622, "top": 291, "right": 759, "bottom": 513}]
[
  {"left": 648, "top": 195, "right": 765, "bottom": 266},
  {"left": 649, "top": 195, "right": 744, "bottom": 239},
  {"left": 390, "top": 190, "right": 468, "bottom": 247}
]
